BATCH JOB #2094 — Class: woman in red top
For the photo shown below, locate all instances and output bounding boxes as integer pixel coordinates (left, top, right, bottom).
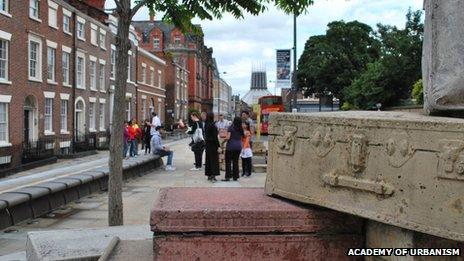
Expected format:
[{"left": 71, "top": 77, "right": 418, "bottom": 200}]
[{"left": 128, "top": 121, "right": 137, "bottom": 157}]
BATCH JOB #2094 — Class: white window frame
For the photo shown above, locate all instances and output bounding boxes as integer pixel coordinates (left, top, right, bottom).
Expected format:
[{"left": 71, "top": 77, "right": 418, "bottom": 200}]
[
  {"left": 0, "top": 95, "right": 11, "bottom": 147},
  {"left": 89, "top": 56, "right": 97, "bottom": 90},
  {"left": 150, "top": 67, "right": 154, "bottom": 86},
  {"left": 44, "top": 96, "right": 54, "bottom": 135},
  {"left": 76, "top": 16, "right": 86, "bottom": 41},
  {"left": 153, "top": 37, "right": 160, "bottom": 49},
  {"left": 158, "top": 70, "right": 162, "bottom": 89},
  {"left": 126, "top": 100, "right": 131, "bottom": 121},
  {"left": 99, "top": 29, "right": 106, "bottom": 50},
  {"left": 48, "top": 0, "right": 58, "bottom": 29},
  {"left": 141, "top": 63, "right": 146, "bottom": 84},
  {"left": 110, "top": 45, "right": 116, "bottom": 80},
  {"left": 28, "top": 34, "right": 42, "bottom": 82},
  {"left": 46, "top": 40, "right": 57, "bottom": 84},
  {"left": 0, "top": 30, "right": 11, "bottom": 84},
  {"left": 0, "top": 0, "right": 11, "bottom": 18},
  {"left": 62, "top": 9, "right": 72, "bottom": 35},
  {"left": 141, "top": 98, "right": 146, "bottom": 120},
  {"left": 127, "top": 51, "right": 132, "bottom": 82},
  {"left": 99, "top": 60, "right": 105, "bottom": 92},
  {"left": 76, "top": 51, "right": 85, "bottom": 89},
  {"left": 89, "top": 100, "right": 96, "bottom": 132},
  {"left": 90, "top": 23, "right": 98, "bottom": 46},
  {"left": 62, "top": 46, "right": 71, "bottom": 87},
  {"left": 29, "top": 0, "right": 41, "bottom": 22},
  {"left": 60, "top": 99, "right": 68, "bottom": 133},
  {"left": 98, "top": 101, "right": 105, "bottom": 131}
]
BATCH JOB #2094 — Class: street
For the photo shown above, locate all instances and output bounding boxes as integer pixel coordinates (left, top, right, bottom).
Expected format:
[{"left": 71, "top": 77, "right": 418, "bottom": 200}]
[{"left": 0, "top": 138, "right": 267, "bottom": 260}]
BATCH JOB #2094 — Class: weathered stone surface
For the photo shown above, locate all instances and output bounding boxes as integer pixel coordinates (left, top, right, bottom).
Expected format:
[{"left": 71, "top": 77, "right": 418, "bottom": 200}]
[
  {"left": 423, "top": 0, "right": 464, "bottom": 115},
  {"left": 26, "top": 225, "right": 152, "bottom": 261},
  {"left": 265, "top": 111, "right": 464, "bottom": 242},
  {"left": 151, "top": 187, "right": 363, "bottom": 234},
  {"left": 154, "top": 234, "right": 361, "bottom": 261},
  {"left": 151, "top": 187, "right": 364, "bottom": 260}
]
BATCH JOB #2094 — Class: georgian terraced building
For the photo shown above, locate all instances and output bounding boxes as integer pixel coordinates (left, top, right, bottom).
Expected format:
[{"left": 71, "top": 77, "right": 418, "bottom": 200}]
[{"left": 0, "top": 0, "right": 166, "bottom": 176}]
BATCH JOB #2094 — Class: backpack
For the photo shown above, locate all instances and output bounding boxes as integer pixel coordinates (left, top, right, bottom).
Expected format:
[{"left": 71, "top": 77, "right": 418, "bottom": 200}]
[{"left": 192, "top": 122, "right": 204, "bottom": 143}]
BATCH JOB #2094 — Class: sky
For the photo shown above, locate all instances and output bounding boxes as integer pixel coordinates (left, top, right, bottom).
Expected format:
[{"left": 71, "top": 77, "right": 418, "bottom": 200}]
[{"left": 105, "top": 0, "right": 423, "bottom": 96}]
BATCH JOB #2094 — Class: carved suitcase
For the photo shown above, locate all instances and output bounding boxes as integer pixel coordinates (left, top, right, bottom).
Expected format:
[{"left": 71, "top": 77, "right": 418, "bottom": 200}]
[{"left": 265, "top": 111, "right": 464, "bottom": 242}]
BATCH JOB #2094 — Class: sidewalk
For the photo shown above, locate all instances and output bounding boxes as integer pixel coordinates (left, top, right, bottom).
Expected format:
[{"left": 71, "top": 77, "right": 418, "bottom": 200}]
[
  {"left": 0, "top": 138, "right": 185, "bottom": 194},
  {"left": 0, "top": 138, "right": 267, "bottom": 260}
]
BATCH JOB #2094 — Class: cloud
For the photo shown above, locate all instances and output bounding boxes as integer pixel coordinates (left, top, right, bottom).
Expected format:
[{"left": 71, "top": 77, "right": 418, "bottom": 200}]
[{"left": 106, "top": 0, "right": 424, "bottom": 96}]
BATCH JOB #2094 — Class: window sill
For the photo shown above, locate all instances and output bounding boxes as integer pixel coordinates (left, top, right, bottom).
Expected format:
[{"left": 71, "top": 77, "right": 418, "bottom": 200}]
[
  {"left": 110, "top": 77, "right": 115, "bottom": 81},
  {"left": 64, "top": 31, "right": 72, "bottom": 36},
  {"left": 49, "top": 25, "right": 59, "bottom": 30},
  {"left": 0, "top": 142, "right": 12, "bottom": 148},
  {"left": 44, "top": 131, "right": 55, "bottom": 136},
  {"left": 0, "top": 11, "right": 12, "bottom": 18},
  {"left": 60, "top": 130, "right": 70, "bottom": 135},
  {"left": 90, "top": 88, "right": 98, "bottom": 92},
  {"left": 91, "top": 42, "right": 98, "bottom": 47},
  {"left": 100, "top": 89, "right": 106, "bottom": 94},
  {"left": 29, "top": 16, "right": 42, "bottom": 23},
  {"left": 99, "top": 129, "right": 106, "bottom": 132},
  {"left": 76, "top": 86, "right": 85, "bottom": 90},
  {"left": 0, "top": 79, "right": 12, "bottom": 85},
  {"left": 63, "top": 83, "right": 72, "bottom": 88},
  {"left": 100, "top": 47, "right": 107, "bottom": 51},
  {"left": 29, "top": 78, "right": 43, "bottom": 83},
  {"left": 77, "top": 37, "right": 86, "bottom": 42},
  {"left": 89, "top": 129, "right": 96, "bottom": 133},
  {"left": 47, "top": 80, "right": 58, "bottom": 85}
]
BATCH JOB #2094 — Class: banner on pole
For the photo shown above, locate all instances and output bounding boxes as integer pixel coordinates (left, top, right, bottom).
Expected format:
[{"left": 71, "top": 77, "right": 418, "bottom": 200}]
[{"left": 276, "top": 49, "right": 291, "bottom": 88}]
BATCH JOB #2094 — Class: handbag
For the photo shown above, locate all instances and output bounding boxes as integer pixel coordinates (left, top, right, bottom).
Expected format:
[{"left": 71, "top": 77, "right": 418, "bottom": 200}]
[{"left": 192, "top": 122, "right": 204, "bottom": 143}]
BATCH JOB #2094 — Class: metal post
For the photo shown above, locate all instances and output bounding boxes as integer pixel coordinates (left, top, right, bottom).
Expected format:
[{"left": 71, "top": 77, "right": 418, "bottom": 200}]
[{"left": 292, "top": 13, "right": 298, "bottom": 111}]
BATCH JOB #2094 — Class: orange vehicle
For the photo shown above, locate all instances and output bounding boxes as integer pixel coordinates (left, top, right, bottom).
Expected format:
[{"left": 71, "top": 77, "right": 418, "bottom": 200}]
[{"left": 258, "top": 96, "right": 284, "bottom": 135}]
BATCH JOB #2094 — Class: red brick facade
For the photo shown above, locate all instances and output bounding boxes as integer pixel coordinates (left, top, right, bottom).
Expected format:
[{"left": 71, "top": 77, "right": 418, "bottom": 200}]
[
  {"left": 132, "top": 20, "right": 214, "bottom": 119},
  {"left": 0, "top": 0, "right": 166, "bottom": 175}
]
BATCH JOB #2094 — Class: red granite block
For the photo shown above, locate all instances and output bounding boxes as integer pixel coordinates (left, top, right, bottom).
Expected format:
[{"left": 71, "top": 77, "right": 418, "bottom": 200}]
[
  {"left": 151, "top": 188, "right": 363, "bottom": 234},
  {"left": 154, "top": 234, "right": 362, "bottom": 261},
  {"left": 151, "top": 188, "right": 364, "bottom": 260}
]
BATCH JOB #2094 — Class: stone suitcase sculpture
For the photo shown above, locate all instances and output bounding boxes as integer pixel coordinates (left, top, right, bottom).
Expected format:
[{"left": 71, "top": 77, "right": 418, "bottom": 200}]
[
  {"left": 265, "top": 112, "right": 464, "bottom": 242},
  {"left": 423, "top": 0, "right": 464, "bottom": 115}
]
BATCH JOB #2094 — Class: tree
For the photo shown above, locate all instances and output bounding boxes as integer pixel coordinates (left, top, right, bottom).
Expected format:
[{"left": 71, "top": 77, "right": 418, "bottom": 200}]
[
  {"left": 109, "top": 0, "right": 313, "bottom": 226},
  {"left": 297, "top": 21, "right": 380, "bottom": 100},
  {"left": 343, "top": 9, "right": 423, "bottom": 109},
  {"left": 411, "top": 79, "right": 423, "bottom": 105}
]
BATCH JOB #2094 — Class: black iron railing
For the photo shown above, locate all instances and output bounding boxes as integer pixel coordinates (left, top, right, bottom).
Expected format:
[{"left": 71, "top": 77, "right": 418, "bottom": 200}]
[{"left": 22, "top": 137, "right": 56, "bottom": 164}]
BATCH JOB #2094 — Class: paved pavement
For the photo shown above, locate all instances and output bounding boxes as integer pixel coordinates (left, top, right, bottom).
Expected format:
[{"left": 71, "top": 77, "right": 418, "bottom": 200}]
[{"left": 0, "top": 138, "right": 267, "bottom": 260}]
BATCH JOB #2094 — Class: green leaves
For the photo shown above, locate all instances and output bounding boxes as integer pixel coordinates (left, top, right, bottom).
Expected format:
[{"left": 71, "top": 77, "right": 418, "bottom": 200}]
[{"left": 298, "top": 9, "right": 423, "bottom": 110}]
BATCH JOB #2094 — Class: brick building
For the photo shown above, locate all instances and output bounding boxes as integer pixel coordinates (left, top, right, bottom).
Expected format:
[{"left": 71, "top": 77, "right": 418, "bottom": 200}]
[
  {"left": 135, "top": 46, "right": 166, "bottom": 124},
  {"left": 0, "top": 0, "right": 166, "bottom": 176},
  {"left": 132, "top": 18, "right": 214, "bottom": 118}
]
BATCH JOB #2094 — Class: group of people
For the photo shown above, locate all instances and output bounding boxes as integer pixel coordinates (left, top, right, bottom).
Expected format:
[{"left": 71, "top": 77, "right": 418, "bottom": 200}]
[
  {"left": 123, "top": 112, "right": 162, "bottom": 159},
  {"left": 188, "top": 111, "right": 254, "bottom": 182},
  {"left": 123, "top": 110, "right": 256, "bottom": 182}
]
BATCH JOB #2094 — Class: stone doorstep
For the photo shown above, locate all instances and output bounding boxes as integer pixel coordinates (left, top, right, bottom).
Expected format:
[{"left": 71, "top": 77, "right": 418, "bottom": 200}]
[{"left": 0, "top": 155, "right": 162, "bottom": 231}]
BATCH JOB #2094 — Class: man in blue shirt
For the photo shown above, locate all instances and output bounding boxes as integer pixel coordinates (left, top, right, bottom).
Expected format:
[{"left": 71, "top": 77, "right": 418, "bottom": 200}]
[{"left": 151, "top": 126, "right": 176, "bottom": 171}]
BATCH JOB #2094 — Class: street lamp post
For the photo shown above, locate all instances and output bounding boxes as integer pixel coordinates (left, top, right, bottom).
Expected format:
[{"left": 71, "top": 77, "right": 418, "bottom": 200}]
[
  {"left": 292, "top": 12, "right": 298, "bottom": 112},
  {"left": 216, "top": 72, "right": 227, "bottom": 119}
]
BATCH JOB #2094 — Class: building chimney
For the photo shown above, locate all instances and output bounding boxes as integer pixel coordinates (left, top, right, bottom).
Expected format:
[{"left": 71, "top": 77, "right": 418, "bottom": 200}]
[{"left": 83, "top": 0, "right": 105, "bottom": 11}]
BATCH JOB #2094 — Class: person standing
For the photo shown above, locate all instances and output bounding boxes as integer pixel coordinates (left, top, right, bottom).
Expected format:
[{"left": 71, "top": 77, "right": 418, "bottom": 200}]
[
  {"left": 143, "top": 119, "right": 152, "bottom": 154},
  {"left": 123, "top": 121, "right": 130, "bottom": 159},
  {"left": 223, "top": 116, "right": 244, "bottom": 181},
  {"left": 150, "top": 112, "right": 161, "bottom": 137},
  {"left": 188, "top": 112, "right": 204, "bottom": 171},
  {"left": 204, "top": 112, "right": 221, "bottom": 182},
  {"left": 241, "top": 121, "right": 253, "bottom": 177},
  {"left": 241, "top": 111, "right": 254, "bottom": 134},
  {"left": 128, "top": 121, "right": 137, "bottom": 158},
  {"left": 151, "top": 126, "right": 176, "bottom": 171},
  {"left": 131, "top": 119, "right": 142, "bottom": 156}
]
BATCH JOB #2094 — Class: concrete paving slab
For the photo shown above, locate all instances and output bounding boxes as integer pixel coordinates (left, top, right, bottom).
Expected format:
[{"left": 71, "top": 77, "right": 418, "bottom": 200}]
[{"left": 26, "top": 225, "right": 152, "bottom": 261}]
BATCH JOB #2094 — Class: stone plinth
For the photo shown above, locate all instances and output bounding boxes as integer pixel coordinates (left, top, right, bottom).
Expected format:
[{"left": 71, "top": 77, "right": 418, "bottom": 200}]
[
  {"left": 151, "top": 187, "right": 364, "bottom": 260},
  {"left": 265, "top": 111, "right": 464, "bottom": 242}
]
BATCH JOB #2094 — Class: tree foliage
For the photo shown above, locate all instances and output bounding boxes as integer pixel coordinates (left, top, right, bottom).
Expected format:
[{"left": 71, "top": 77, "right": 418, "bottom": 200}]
[
  {"left": 297, "top": 21, "right": 380, "bottom": 99},
  {"left": 298, "top": 9, "right": 424, "bottom": 109},
  {"left": 411, "top": 79, "right": 423, "bottom": 105}
]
